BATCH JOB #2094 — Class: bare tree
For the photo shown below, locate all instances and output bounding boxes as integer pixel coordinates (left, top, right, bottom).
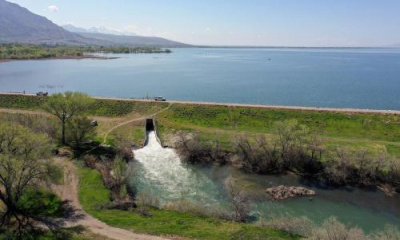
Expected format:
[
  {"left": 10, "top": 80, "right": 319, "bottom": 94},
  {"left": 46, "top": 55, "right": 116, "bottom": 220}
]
[
  {"left": 225, "top": 179, "right": 251, "bottom": 222},
  {"left": 311, "top": 217, "right": 367, "bottom": 240},
  {"left": 373, "top": 225, "right": 400, "bottom": 240}
]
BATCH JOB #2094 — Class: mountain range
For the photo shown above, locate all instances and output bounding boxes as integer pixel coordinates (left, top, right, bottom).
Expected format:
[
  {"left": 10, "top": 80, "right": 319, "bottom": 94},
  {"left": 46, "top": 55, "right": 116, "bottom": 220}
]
[
  {"left": 0, "top": 0, "right": 187, "bottom": 47},
  {"left": 62, "top": 24, "right": 138, "bottom": 36}
]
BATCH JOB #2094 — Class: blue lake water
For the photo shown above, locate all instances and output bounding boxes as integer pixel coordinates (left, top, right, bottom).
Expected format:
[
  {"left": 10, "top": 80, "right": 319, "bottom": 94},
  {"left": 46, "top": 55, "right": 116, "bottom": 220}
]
[{"left": 1, "top": 47, "right": 400, "bottom": 110}]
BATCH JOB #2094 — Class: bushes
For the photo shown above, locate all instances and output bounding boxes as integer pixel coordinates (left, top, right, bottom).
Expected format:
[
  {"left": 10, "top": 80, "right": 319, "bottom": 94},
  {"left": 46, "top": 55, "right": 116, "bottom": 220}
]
[
  {"left": 88, "top": 100, "right": 168, "bottom": 117},
  {"left": 174, "top": 132, "right": 228, "bottom": 165},
  {"left": 0, "top": 95, "right": 46, "bottom": 109},
  {"left": 264, "top": 216, "right": 314, "bottom": 237},
  {"left": 175, "top": 120, "right": 400, "bottom": 190},
  {"left": 0, "top": 113, "right": 58, "bottom": 139},
  {"left": 88, "top": 100, "right": 135, "bottom": 117},
  {"left": 263, "top": 216, "right": 400, "bottom": 240},
  {"left": 311, "top": 217, "right": 366, "bottom": 240}
]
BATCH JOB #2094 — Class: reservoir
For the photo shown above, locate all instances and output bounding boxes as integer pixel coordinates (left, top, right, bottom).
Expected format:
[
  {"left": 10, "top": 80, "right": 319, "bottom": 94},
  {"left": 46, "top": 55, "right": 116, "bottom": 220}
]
[{"left": 1, "top": 47, "right": 400, "bottom": 110}]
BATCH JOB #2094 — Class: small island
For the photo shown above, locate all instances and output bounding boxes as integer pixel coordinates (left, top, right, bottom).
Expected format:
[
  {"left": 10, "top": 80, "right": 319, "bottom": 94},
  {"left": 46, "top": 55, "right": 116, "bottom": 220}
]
[
  {"left": 0, "top": 44, "right": 172, "bottom": 61},
  {"left": 266, "top": 185, "right": 316, "bottom": 200}
]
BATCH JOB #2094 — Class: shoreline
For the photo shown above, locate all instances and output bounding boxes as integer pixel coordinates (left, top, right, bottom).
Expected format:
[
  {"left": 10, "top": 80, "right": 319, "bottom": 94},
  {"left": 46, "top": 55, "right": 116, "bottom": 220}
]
[
  {"left": 0, "top": 92, "right": 399, "bottom": 115},
  {"left": 0, "top": 55, "right": 118, "bottom": 63}
]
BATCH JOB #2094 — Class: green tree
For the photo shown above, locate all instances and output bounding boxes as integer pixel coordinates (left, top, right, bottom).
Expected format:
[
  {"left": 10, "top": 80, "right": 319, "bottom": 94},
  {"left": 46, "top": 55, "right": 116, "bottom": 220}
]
[
  {"left": 66, "top": 116, "right": 96, "bottom": 150},
  {"left": 110, "top": 157, "right": 130, "bottom": 201},
  {"left": 274, "top": 119, "right": 309, "bottom": 156},
  {"left": 0, "top": 122, "right": 62, "bottom": 237},
  {"left": 43, "top": 92, "right": 94, "bottom": 145}
]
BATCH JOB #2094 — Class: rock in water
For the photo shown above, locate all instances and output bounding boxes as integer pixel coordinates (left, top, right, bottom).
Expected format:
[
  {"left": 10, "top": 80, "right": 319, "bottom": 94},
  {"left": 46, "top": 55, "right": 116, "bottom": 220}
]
[{"left": 266, "top": 185, "right": 316, "bottom": 200}]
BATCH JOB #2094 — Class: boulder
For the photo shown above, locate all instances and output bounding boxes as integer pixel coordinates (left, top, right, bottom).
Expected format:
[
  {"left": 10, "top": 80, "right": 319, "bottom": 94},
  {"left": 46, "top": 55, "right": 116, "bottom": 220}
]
[{"left": 266, "top": 185, "right": 316, "bottom": 200}]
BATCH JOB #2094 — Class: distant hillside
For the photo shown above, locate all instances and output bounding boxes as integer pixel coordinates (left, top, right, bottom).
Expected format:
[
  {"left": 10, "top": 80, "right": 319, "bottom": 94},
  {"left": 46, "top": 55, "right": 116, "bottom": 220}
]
[
  {"left": 76, "top": 32, "right": 188, "bottom": 47},
  {"left": 63, "top": 24, "right": 138, "bottom": 36},
  {"left": 0, "top": 0, "right": 188, "bottom": 47},
  {"left": 63, "top": 24, "right": 187, "bottom": 47},
  {"left": 0, "top": 0, "right": 87, "bottom": 44}
]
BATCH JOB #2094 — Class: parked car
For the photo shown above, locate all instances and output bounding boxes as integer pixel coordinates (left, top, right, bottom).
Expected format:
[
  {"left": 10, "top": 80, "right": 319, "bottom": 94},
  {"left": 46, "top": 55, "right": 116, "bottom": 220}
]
[
  {"left": 154, "top": 96, "right": 166, "bottom": 101},
  {"left": 36, "top": 92, "right": 48, "bottom": 96}
]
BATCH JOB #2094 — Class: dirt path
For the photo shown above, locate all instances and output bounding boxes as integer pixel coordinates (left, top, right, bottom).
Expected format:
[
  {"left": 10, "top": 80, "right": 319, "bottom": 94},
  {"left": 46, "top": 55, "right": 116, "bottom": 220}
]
[
  {"left": 102, "top": 103, "right": 173, "bottom": 144},
  {"left": 53, "top": 158, "right": 171, "bottom": 240},
  {"left": 0, "top": 108, "right": 49, "bottom": 115}
]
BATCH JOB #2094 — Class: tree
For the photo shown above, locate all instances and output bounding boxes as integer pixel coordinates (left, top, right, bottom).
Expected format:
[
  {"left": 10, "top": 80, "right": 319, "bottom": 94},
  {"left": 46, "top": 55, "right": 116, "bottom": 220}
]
[
  {"left": 110, "top": 157, "right": 130, "bottom": 201},
  {"left": 67, "top": 116, "right": 96, "bottom": 150},
  {"left": 226, "top": 179, "right": 251, "bottom": 222},
  {"left": 0, "top": 122, "right": 62, "bottom": 237},
  {"left": 274, "top": 119, "right": 309, "bottom": 155},
  {"left": 43, "top": 92, "right": 94, "bottom": 145}
]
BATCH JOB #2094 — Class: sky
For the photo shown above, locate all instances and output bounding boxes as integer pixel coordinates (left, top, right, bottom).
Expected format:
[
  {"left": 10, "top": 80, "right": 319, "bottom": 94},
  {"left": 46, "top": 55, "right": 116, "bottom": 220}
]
[{"left": 6, "top": 0, "right": 400, "bottom": 47}]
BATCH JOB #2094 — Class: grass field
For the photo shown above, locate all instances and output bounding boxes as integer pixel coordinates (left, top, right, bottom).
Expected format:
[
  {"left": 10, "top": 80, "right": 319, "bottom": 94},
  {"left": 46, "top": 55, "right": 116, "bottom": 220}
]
[
  {"left": 156, "top": 104, "right": 400, "bottom": 157},
  {"left": 77, "top": 166, "right": 297, "bottom": 240},
  {"left": 0, "top": 94, "right": 168, "bottom": 117},
  {"left": 1, "top": 94, "right": 400, "bottom": 157}
]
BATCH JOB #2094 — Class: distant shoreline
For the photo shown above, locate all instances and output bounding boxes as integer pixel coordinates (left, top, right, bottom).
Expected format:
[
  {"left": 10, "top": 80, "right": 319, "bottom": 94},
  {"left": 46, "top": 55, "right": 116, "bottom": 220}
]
[
  {"left": 193, "top": 45, "right": 400, "bottom": 49},
  {"left": 0, "top": 55, "right": 119, "bottom": 63}
]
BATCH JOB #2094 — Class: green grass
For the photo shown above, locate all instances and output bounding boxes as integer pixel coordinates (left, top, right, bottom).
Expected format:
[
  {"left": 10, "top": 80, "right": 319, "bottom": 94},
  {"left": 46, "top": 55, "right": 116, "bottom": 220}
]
[
  {"left": 156, "top": 104, "right": 400, "bottom": 156},
  {"left": 0, "top": 94, "right": 47, "bottom": 110},
  {"left": 2, "top": 94, "right": 400, "bottom": 156},
  {"left": 159, "top": 104, "right": 400, "bottom": 142},
  {"left": 77, "top": 166, "right": 297, "bottom": 240},
  {"left": 89, "top": 99, "right": 168, "bottom": 117},
  {"left": 0, "top": 94, "right": 168, "bottom": 117}
]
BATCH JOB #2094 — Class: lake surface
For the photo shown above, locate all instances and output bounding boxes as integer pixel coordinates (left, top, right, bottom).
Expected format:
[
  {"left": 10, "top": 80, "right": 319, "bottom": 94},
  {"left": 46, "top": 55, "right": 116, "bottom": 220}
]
[
  {"left": 1, "top": 48, "right": 400, "bottom": 110},
  {"left": 131, "top": 132, "right": 400, "bottom": 233}
]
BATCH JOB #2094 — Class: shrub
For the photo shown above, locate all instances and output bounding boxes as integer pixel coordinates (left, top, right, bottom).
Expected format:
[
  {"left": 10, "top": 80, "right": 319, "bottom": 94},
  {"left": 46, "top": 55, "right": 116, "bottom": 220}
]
[
  {"left": 175, "top": 132, "right": 228, "bottom": 165},
  {"left": 311, "top": 217, "right": 367, "bottom": 240},
  {"left": 135, "top": 191, "right": 161, "bottom": 208},
  {"left": 266, "top": 216, "right": 314, "bottom": 237}
]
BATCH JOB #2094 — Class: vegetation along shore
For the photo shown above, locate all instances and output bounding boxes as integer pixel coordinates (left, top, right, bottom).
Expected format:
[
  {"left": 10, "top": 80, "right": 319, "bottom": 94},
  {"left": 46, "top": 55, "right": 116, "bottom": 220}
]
[
  {"left": 0, "top": 44, "right": 172, "bottom": 61},
  {"left": 0, "top": 92, "right": 399, "bottom": 239}
]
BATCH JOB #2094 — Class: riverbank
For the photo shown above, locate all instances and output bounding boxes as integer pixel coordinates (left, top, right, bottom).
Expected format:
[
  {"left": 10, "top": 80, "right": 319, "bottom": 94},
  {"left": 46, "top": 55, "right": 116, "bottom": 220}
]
[{"left": 77, "top": 164, "right": 297, "bottom": 240}]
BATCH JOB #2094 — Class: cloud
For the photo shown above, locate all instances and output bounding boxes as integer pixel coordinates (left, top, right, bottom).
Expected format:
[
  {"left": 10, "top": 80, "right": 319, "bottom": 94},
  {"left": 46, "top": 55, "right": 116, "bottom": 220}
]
[
  {"left": 47, "top": 5, "right": 59, "bottom": 12},
  {"left": 205, "top": 27, "right": 211, "bottom": 31}
]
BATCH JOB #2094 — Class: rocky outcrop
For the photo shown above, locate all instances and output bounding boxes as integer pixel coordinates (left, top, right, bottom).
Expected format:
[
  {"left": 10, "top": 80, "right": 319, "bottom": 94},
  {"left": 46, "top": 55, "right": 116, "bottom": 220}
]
[{"left": 266, "top": 185, "right": 316, "bottom": 200}]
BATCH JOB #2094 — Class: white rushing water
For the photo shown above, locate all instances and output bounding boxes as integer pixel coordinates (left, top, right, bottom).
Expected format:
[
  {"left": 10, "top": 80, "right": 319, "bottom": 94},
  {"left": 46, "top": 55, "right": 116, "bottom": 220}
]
[{"left": 132, "top": 131, "right": 225, "bottom": 206}]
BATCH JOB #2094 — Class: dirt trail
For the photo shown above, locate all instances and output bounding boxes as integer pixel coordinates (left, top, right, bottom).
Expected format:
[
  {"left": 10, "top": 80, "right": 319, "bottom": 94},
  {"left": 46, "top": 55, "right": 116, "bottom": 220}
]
[
  {"left": 53, "top": 158, "right": 171, "bottom": 240},
  {"left": 102, "top": 103, "right": 173, "bottom": 144}
]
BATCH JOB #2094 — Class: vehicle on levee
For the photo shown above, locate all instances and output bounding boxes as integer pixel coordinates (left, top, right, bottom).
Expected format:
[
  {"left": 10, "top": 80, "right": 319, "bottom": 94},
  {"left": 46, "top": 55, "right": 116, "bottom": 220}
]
[
  {"left": 36, "top": 92, "right": 48, "bottom": 96},
  {"left": 154, "top": 96, "right": 166, "bottom": 101}
]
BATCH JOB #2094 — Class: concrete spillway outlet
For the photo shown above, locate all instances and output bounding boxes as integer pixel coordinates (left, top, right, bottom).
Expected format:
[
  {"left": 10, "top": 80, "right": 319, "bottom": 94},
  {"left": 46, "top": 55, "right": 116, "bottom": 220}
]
[{"left": 146, "top": 119, "right": 155, "bottom": 132}]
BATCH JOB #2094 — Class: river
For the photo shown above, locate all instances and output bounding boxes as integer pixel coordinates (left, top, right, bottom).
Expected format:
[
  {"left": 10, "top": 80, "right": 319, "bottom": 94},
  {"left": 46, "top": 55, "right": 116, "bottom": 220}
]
[
  {"left": 1, "top": 48, "right": 400, "bottom": 110},
  {"left": 131, "top": 131, "right": 400, "bottom": 233}
]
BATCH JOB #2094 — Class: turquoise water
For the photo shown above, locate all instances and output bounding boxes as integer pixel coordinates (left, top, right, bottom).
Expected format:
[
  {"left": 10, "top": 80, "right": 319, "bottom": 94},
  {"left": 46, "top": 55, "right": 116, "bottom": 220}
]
[
  {"left": 131, "top": 132, "right": 400, "bottom": 233},
  {"left": 1, "top": 48, "right": 400, "bottom": 109}
]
